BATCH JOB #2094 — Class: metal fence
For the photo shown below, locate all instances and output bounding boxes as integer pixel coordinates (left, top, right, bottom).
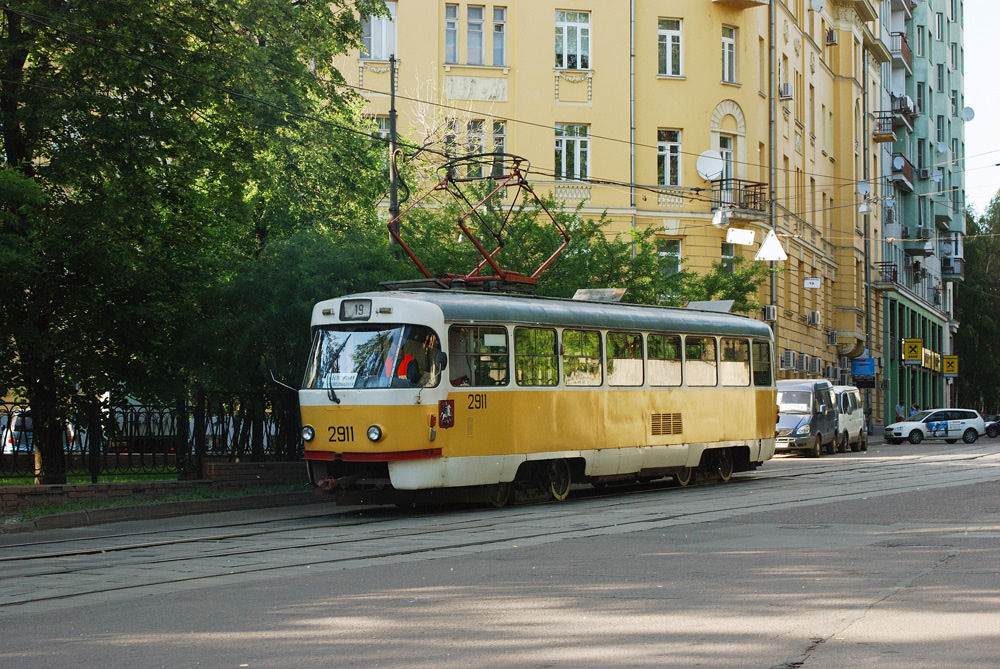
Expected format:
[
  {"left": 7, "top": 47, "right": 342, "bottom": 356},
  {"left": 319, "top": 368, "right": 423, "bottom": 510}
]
[{"left": 0, "top": 391, "right": 302, "bottom": 483}]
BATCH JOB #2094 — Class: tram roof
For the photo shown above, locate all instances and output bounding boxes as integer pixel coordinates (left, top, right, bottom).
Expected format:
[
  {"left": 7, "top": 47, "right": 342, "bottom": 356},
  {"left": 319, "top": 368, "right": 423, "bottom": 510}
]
[{"left": 347, "top": 289, "right": 773, "bottom": 339}]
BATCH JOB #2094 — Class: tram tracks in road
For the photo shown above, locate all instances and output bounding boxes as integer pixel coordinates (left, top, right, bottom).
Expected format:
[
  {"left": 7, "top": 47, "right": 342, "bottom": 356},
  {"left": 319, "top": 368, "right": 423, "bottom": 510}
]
[{"left": 2, "top": 446, "right": 999, "bottom": 612}]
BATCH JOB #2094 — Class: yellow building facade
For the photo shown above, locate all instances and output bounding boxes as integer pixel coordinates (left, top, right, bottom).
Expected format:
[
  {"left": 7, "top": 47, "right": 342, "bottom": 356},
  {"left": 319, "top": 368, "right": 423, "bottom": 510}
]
[{"left": 339, "top": 0, "right": 889, "bottom": 423}]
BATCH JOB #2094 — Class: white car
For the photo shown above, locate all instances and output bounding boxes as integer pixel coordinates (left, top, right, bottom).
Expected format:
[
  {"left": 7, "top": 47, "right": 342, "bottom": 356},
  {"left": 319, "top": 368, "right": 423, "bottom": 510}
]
[{"left": 884, "top": 408, "right": 985, "bottom": 445}]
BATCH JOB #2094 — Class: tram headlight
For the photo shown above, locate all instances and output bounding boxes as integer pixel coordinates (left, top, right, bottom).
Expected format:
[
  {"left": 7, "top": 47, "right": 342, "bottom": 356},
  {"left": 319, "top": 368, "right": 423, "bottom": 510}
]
[
  {"left": 367, "top": 425, "right": 383, "bottom": 442},
  {"left": 301, "top": 426, "right": 316, "bottom": 442},
  {"left": 793, "top": 423, "right": 811, "bottom": 436}
]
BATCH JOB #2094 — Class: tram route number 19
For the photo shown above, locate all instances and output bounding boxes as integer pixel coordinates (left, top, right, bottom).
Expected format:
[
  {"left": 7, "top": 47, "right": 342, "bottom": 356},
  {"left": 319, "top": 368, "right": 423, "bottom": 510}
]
[
  {"left": 467, "top": 393, "right": 487, "bottom": 410},
  {"left": 328, "top": 426, "right": 355, "bottom": 442}
]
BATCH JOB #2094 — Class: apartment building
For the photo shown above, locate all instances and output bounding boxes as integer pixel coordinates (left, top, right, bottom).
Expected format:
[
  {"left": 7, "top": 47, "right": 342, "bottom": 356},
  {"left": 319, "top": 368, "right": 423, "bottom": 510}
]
[
  {"left": 342, "top": 0, "right": 897, "bottom": 425},
  {"left": 875, "top": 0, "right": 966, "bottom": 414}
]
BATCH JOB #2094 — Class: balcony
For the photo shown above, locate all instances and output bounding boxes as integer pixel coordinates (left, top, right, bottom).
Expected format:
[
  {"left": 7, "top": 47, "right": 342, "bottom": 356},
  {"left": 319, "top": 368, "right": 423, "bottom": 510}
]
[
  {"left": 872, "top": 111, "right": 897, "bottom": 142},
  {"left": 891, "top": 0, "right": 914, "bottom": 19},
  {"left": 889, "top": 33, "right": 913, "bottom": 74},
  {"left": 889, "top": 152, "right": 914, "bottom": 192},
  {"left": 711, "top": 179, "right": 767, "bottom": 216},
  {"left": 711, "top": 0, "right": 767, "bottom": 8},
  {"left": 902, "top": 226, "right": 933, "bottom": 257},
  {"left": 873, "top": 261, "right": 899, "bottom": 291},
  {"left": 891, "top": 95, "right": 916, "bottom": 133},
  {"left": 941, "top": 256, "right": 965, "bottom": 281},
  {"left": 842, "top": 0, "right": 879, "bottom": 22},
  {"left": 935, "top": 209, "right": 954, "bottom": 231}
]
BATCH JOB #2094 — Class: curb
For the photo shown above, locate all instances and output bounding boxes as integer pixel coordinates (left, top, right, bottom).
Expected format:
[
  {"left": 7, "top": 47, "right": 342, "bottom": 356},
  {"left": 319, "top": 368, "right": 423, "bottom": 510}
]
[{"left": 2, "top": 490, "right": 325, "bottom": 534}]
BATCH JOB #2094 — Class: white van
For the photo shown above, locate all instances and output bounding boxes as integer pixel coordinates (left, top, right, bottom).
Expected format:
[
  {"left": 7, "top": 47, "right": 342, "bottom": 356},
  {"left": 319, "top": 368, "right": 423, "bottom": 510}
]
[{"left": 832, "top": 385, "right": 867, "bottom": 452}]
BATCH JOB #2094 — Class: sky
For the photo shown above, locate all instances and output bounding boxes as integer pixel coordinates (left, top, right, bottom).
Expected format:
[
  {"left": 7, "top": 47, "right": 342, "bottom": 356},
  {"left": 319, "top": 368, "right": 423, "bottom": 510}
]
[{"left": 961, "top": 0, "right": 998, "bottom": 215}]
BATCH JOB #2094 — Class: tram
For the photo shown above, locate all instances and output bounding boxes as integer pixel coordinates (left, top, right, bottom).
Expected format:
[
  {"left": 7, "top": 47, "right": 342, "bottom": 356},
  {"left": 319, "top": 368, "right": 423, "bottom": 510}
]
[{"left": 298, "top": 289, "right": 777, "bottom": 506}]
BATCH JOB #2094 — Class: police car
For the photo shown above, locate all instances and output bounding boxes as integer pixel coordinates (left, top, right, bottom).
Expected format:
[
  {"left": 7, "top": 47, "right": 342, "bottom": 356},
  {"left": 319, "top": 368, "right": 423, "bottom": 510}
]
[{"left": 884, "top": 408, "right": 985, "bottom": 445}]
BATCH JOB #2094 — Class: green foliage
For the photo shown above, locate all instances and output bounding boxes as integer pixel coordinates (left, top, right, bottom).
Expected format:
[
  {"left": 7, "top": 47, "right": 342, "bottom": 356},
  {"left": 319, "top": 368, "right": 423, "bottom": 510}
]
[
  {"left": 954, "top": 201, "right": 1000, "bottom": 412},
  {"left": 666, "top": 256, "right": 774, "bottom": 314},
  {"left": 1, "top": 1, "right": 388, "bottom": 481}
]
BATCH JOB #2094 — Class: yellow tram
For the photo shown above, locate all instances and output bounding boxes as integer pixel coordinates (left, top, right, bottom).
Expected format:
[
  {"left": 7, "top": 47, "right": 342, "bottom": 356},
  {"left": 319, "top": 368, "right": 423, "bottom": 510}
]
[{"left": 299, "top": 289, "right": 777, "bottom": 505}]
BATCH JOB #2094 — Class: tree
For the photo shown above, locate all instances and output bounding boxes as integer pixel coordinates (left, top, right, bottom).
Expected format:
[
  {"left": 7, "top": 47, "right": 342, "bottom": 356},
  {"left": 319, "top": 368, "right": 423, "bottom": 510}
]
[
  {"left": 954, "top": 201, "right": 1000, "bottom": 412},
  {"left": 0, "top": 0, "right": 387, "bottom": 482}
]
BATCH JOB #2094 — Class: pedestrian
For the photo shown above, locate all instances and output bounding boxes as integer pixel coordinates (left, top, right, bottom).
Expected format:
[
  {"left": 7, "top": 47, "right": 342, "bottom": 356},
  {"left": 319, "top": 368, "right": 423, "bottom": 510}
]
[
  {"left": 895, "top": 401, "right": 905, "bottom": 423},
  {"left": 910, "top": 403, "right": 919, "bottom": 416}
]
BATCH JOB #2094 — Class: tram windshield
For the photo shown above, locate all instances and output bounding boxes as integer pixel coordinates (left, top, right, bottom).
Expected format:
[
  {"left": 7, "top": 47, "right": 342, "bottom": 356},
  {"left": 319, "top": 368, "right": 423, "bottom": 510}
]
[{"left": 302, "top": 324, "right": 442, "bottom": 389}]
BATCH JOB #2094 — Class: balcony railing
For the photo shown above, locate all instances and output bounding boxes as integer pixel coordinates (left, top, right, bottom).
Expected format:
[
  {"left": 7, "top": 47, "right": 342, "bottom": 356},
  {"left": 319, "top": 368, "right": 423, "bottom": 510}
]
[
  {"left": 941, "top": 257, "right": 965, "bottom": 280},
  {"left": 711, "top": 179, "right": 767, "bottom": 213},
  {"left": 711, "top": 0, "right": 768, "bottom": 8},
  {"left": 876, "top": 261, "right": 899, "bottom": 284},
  {"left": 890, "top": 32, "right": 912, "bottom": 72},
  {"left": 872, "top": 111, "right": 896, "bottom": 142},
  {"left": 890, "top": 152, "right": 914, "bottom": 191}
]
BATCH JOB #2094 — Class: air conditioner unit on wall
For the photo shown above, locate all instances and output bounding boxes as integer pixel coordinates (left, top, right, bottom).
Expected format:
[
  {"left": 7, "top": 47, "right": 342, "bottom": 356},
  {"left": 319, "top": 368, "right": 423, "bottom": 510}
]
[
  {"left": 809, "top": 357, "right": 822, "bottom": 375},
  {"left": 762, "top": 304, "right": 778, "bottom": 322},
  {"left": 797, "top": 353, "right": 810, "bottom": 372},
  {"left": 826, "top": 29, "right": 838, "bottom": 46},
  {"left": 780, "top": 350, "right": 797, "bottom": 371},
  {"left": 824, "top": 365, "right": 837, "bottom": 379},
  {"left": 826, "top": 330, "right": 838, "bottom": 346},
  {"left": 919, "top": 168, "right": 931, "bottom": 179},
  {"left": 807, "top": 310, "right": 821, "bottom": 326},
  {"left": 839, "top": 356, "right": 850, "bottom": 369},
  {"left": 779, "top": 82, "right": 794, "bottom": 100}
]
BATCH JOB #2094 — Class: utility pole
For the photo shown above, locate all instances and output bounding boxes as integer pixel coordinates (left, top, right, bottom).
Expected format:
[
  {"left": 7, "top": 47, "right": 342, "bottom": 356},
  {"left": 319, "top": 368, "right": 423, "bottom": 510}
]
[{"left": 388, "top": 54, "right": 399, "bottom": 242}]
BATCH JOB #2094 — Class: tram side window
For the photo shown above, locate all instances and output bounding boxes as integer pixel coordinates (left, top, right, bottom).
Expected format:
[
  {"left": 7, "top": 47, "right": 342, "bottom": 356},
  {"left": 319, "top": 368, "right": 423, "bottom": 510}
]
[
  {"left": 648, "top": 334, "right": 682, "bottom": 386},
  {"left": 448, "top": 325, "right": 509, "bottom": 386},
  {"left": 563, "top": 329, "right": 602, "bottom": 386},
  {"left": 685, "top": 336, "right": 718, "bottom": 386},
  {"left": 720, "top": 338, "right": 751, "bottom": 386},
  {"left": 607, "top": 331, "right": 643, "bottom": 386},
  {"left": 752, "top": 340, "right": 773, "bottom": 386},
  {"left": 514, "top": 327, "right": 558, "bottom": 386}
]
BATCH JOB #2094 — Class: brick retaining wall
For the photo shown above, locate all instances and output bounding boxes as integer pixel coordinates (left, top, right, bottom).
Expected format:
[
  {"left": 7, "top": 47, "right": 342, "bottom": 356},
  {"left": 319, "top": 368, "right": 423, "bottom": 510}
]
[{"left": 202, "top": 462, "right": 307, "bottom": 488}]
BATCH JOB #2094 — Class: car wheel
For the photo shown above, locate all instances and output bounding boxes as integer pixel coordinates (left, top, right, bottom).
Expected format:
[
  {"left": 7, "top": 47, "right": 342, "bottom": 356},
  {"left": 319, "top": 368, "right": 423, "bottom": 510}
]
[
  {"left": 963, "top": 428, "right": 979, "bottom": 444},
  {"left": 987, "top": 425, "right": 998, "bottom": 439},
  {"left": 860, "top": 431, "right": 867, "bottom": 451},
  {"left": 808, "top": 437, "right": 822, "bottom": 458},
  {"left": 908, "top": 430, "right": 923, "bottom": 445},
  {"left": 826, "top": 435, "right": 838, "bottom": 455},
  {"left": 837, "top": 433, "right": 849, "bottom": 453}
]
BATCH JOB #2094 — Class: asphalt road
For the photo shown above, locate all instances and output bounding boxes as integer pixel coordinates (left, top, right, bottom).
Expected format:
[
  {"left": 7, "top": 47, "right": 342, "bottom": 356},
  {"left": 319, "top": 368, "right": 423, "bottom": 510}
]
[{"left": 1, "top": 438, "right": 998, "bottom": 668}]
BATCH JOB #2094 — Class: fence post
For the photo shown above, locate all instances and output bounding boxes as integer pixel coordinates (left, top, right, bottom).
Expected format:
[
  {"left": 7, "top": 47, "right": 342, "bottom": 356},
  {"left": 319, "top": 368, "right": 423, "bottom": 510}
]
[
  {"left": 194, "top": 390, "right": 206, "bottom": 478},
  {"left": 176, "top": 399, "right": 189, "bottom": 476},
  {"left": 87, "top": 401, "right": 102, "bottom": 484}
]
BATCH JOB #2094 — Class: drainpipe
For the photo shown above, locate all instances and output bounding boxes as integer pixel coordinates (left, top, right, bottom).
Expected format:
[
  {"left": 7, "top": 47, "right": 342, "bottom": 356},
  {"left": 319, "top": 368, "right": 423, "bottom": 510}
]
[
  {"left": 630, "top": 0, "right": 637, "bottom": 257},
  {"left": 862, "top": 48, "right": 874, "bottom": 429}
]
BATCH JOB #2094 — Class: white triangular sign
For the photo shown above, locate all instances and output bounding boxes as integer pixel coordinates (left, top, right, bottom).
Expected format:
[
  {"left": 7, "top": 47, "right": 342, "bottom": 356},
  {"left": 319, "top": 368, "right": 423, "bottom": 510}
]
[{"left": 755, "top": 230, "right": 788, "bottom": 261}]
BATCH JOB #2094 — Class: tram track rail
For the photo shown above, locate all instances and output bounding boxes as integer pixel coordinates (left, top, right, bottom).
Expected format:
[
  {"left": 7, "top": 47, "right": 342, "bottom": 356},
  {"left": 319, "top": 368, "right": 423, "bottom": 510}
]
[{"left": 2, "top": 445, "right": 999, "bottom": 613}]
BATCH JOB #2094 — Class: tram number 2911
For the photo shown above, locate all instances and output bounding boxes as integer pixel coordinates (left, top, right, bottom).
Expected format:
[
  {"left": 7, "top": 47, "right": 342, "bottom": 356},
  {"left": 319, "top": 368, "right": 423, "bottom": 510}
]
[
  {"left": 467, "top": 393, "right": 487, "bottom": 410},
  {"left": 328, "top": 426, "right": 355, "bottom": 442}
]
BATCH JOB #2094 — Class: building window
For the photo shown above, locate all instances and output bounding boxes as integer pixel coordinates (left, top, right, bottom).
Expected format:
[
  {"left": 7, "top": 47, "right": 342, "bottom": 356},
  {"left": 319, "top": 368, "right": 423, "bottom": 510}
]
[
  {"left": 936, "top": 115, "right": 945, "bottom": 144},
  {"left": 555, "top": 11, "right": 590, "bottom": 70},
  {"left": 493, "top": 7, "right": 507, "bottom": 66},
  {"left": 657, "top": 18, "right": 682, "bottom": 76},
  {"left": 949, "top": 0, "right": 956, "bottom": 21},
  {"left": 467, "top": 6, "right": 484, "bottom": 65},
  {"left": 444, "top": 119, "right": 458, "bottom": 159},
  {"left": 950, "top": 43, "right": 957, "bottom": 68},
  {"left": 467, "top": 119, "right": 484, "bottom": 177},
  {"left": 445, "top": 4, "right": 458, "bottom": 64},
  {"left": 951, "top": 90, "right": 959, "bottom": 117},
  {"left": 916, "top": 82, "right": 925, "bottom": 114},
  {"left": 657, "top": 238, "right": 681, "bottom": 276},
  {"left": 722, "top": 26, "right": 736, "bottom": 83},
  {"left": 937, "top": 64, "right": 944, "bottom": 92},
  {"left": 361, "top": 1, "right": 396, "bottom": 60},
  {"left": 935, "top": 13, "right": 943, "bottom": 40},
  {"left": 657, "top": 129, "right": 682, "bottom": 186},
  {"left": 917, "top": 138, "right": 926, "bottom": 170},
  {"left": 721, "top": 242, "right": 736, "bottom": 274},
  {"left": 492, "top": 120, "right": 506, "bottom": 175},
  {"left": 915, "top": 26, "right": 924, "bottom": 57},
  {"left": 554, "top": 124, "right": 589, "bottom": 180}
]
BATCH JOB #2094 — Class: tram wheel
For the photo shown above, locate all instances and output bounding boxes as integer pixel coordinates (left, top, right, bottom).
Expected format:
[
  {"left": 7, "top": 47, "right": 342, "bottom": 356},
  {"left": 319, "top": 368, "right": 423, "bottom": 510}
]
[
  {"left": 488, "top": 482, "right": 513, "bottom": 508},
  {"left": 547, "top": 459, "right": 572, "bottom": 501},
  {"left": 673, "top": 466, "right": 694, "bottom": 487},
  {"left": 714, "top": 449, "right": 734, "bottom": 483}
]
